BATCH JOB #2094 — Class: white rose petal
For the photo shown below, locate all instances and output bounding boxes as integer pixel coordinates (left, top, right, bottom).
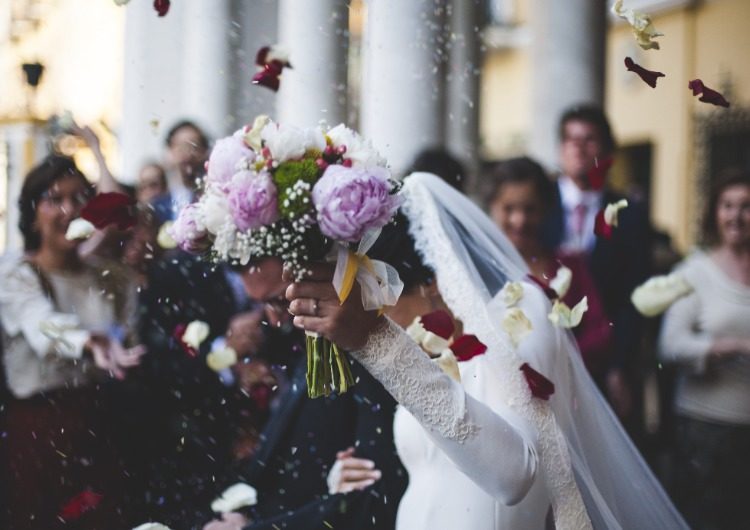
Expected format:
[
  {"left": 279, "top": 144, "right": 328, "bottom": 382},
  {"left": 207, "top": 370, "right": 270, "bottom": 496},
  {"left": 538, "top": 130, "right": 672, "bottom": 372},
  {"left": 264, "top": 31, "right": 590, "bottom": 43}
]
[
  {"left": 612, "top": 0, "right": 663, "bottom": 50},
  {"left": 244, "top": 115, "right": 271, "bottom": 152},
  {"left": 326, "top": 124, "right": 387, "bottom": 168},
  {"left": 549, "top": 265, "right": 573, "bottom": 299},
  {"left": 548, "top": 297, "right": 588, "bottom": 329},
  {"left": 206, "top": 347, "right": 238, "bottom": 372},
  {"left": 211, "top": 483, "right": 258, "bottom": 513},
  {"left": 265, "top": 45, "right": 291, "bottom": 65},
  {"left": 132, "top": 523, "right": 172, "bottom": 530},
  {"left": 421, "top": 331, "right": 451, "bottom": 356},
  {"left": 65, "top": 218, "right": 95, "bottom": 240},
  {"left": 603, "top": 199, "right": 629, "bottom": 228},
  {"left": 434, "top": 349, "right": 461, "bottom": 382},
  {"left": 500, "top": 281, "right": 524, "bottom": 307},
  {"left": 502, "top": 308, "right": 533, "bottom": 347},
  {"left": 406, "top": 318, "right": 427, "bottom": 344},
  {"left": 183, "top": 320, "right": 210, "bottom": 350},
  {"left": 157, "top": 221, "right": 177, "bottom": 249},
  {"left": 261, "top": 122, "right": 319, "bottom": 163},
  {"left": 631, "top": 272, "right": 693, "bottom": 317}
]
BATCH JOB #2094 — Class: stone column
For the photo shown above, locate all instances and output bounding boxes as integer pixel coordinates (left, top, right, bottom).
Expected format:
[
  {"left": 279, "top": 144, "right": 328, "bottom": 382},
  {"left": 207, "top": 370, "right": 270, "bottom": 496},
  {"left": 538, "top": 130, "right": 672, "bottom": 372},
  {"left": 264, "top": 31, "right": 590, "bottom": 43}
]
[
  {"left": 446, "top": 0, "right": 482, "bottom": 184},
  {"left": 276, "top": 0, "right": 349, "bottom": 128},
  {"left": 181, "top": 0, "right": 232, "bottom": 138},
  {"left": 360, "top": 0, "right": 447, "bottom": 176},
  {"left": 529, "top": 0, "right": 606, "bottom": 169}
]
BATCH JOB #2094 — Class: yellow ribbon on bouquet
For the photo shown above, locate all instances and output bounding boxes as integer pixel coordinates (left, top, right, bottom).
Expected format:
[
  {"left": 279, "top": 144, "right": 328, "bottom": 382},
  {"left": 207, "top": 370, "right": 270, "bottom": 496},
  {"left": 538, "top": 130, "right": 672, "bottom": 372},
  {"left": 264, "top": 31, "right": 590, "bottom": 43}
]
[{"left": 332, "top": 228, "right": 404, "bottom": 312}]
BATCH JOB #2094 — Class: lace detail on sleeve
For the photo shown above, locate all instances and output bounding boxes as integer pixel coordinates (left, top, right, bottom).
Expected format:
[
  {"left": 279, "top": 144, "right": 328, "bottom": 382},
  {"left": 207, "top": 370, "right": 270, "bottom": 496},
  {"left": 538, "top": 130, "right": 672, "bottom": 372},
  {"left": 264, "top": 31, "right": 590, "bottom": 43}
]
[{"left": 354, "top": 317, "right": 479, "bottom": 442}]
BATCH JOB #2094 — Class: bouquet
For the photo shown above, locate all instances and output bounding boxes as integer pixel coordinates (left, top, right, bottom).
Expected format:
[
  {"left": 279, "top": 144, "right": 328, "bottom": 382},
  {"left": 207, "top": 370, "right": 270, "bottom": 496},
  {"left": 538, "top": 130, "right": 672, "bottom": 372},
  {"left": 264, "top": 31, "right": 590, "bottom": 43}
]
[{"left": 171, "top": 116, "right": 403, "bottom": 397}]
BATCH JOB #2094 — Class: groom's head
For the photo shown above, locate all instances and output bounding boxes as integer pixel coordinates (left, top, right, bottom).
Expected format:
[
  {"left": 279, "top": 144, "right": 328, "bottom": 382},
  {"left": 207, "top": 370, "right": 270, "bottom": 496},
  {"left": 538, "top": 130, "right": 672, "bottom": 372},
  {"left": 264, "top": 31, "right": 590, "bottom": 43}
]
[{"left": 240, "top": 257, "right": 292, "bottom": 329}]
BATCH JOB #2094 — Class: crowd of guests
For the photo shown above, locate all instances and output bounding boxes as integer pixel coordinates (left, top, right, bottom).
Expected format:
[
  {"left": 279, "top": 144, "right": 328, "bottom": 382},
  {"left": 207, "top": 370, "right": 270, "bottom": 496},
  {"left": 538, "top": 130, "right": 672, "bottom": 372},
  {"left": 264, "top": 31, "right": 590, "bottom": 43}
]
[{"left": 0, "top": 105, "right": 748, "bottom": 529}]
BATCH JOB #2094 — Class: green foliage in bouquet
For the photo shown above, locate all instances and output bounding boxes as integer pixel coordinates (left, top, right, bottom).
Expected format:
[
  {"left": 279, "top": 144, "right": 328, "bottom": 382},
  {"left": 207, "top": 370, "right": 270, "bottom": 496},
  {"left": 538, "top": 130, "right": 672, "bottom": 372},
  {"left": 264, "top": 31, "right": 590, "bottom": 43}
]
[{"left": 273, "top": 158, "right": 320, "bottom": 219}]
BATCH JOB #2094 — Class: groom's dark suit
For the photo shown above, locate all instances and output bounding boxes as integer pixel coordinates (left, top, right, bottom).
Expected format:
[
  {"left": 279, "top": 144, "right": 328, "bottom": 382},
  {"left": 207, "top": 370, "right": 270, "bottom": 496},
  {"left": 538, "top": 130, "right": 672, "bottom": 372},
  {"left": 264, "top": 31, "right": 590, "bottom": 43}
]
[{"left": 231, "top": 329, "right": 407, "bottom": 530}]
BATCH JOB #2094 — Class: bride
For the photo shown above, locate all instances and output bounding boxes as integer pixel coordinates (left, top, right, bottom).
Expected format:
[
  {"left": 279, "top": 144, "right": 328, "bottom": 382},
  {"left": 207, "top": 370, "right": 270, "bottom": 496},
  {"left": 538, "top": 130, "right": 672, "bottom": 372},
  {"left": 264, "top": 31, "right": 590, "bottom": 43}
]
[{"left": 286, "top": 172, "right": 687, "bottom": 529}]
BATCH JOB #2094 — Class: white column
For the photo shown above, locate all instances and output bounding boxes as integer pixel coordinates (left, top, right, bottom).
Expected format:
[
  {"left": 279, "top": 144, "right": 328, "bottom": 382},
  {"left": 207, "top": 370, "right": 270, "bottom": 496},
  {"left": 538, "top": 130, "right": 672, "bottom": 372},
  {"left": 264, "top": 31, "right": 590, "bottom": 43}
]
[
  {"left": 529, "top": 0, "right": 606, "bottom": 169},
  {"left": 361, "top": 0, "right": 447, "bottom": 176},
  {"left": 231, "top": 0, "right": 279, "bottom": 128},
  {"left": 181, "top": 0, "right": 232, "bottom": 138},
  {"left": 120, "top": 0, "right": 185, "bottom": 181},
  {"left": 446, "top": 0, "right": 481, "bottom": 179},
  {"left": 276, "top": 0, "right": 349, "bottom": 128}
]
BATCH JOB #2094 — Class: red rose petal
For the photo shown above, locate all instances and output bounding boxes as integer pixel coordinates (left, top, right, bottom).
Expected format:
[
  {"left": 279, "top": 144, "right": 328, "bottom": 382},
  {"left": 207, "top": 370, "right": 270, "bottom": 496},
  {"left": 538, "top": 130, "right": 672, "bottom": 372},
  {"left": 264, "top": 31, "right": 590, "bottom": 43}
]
[
  {"left": 255, "top": 46, "right": 270, "bottom": 66},
  {"left": 419, "top": 310, "right": 455, "bottom": 340},
  {"left": 586, "top": 157, "right": 613, "bottom": 190},
  {"left": 252, "top": 65, "right": 281, "bottom": 92},
  {"left": 80, "top": 192, "right": 136, "bottom": 230},
  {"left": 594, "top": 209, "right": 613, "bottom": 239},
  {"left": 450, "top": 334, "right": 487, "bottom": 362},
  {"left": 688, "top": 78, "right": 730, "bottom": 108},
  {"left": 250, "top": 382, "right": 272, "bottom": 411},
  {"left": 172, "top": 323, "right": 198, "bottom": 358},
  {"left": 624, "top": 57, "right": 665, "bottom": 89},
  {"left": 153, "top": 0, "right": 170, "bottom": 17},
  {"left": 526, "top": 274, "right": 558, "bottom": 300},
  {"left": 520, "top": 363, "right": 555, "bottom": 400},
  {"left": 59, "top": 490, "right": 103, "bottom": 521}
]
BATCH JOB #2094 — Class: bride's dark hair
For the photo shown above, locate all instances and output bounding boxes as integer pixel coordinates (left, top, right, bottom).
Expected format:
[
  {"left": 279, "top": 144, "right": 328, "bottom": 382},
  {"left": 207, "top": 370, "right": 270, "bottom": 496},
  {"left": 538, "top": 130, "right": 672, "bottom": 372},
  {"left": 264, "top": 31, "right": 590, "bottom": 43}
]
[{"left": 368, "top": 211, "right": 434, "bottom": 292}]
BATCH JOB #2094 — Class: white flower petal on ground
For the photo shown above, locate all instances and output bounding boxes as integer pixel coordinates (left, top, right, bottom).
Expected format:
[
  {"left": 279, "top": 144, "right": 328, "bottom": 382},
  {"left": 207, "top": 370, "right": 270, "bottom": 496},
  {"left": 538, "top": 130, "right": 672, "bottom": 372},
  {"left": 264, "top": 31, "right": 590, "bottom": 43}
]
[
  {"left": 548, "top": 297, "right": 589, "bottom": 329},
  {"left": 612, "top": 0, "right": 663, "bottom": 50},
  {"left": 500, "top": 281, "right": 524, "bottom": 307},
  {"left": 182, "top": 320, "right": 210, "bottom": 350},
  {"left": 501, "top": 307, "right": 533, "bottom": 347},
  {"left": 631, "top": 272, "right": 693, "bottom": 317},
  {"left": 132, "top": 523, "right": 172, "bottom": 530},
  {"left": 603, "top": 199, "right": 629, "bottom": 227},
  {"left": 206, "top": 347, "right": 238, "bottom": 372},
  {"left": 65, "top": 218, "right": 95, "bottom": 240},
  {"left": 156, "top": 221, "right": 177, "bottom": 249},
  {"left": 211, "top": 483, "right": 258, "bottom": 513},
  {"left": 549, "top": 266, "right": 573, "bottom": 299}
]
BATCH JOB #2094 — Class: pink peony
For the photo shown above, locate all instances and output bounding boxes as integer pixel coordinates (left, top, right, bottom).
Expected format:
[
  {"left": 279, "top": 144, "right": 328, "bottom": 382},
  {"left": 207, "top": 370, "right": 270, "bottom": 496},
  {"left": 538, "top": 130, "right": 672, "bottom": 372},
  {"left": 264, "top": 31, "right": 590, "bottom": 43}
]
[
  {"left": 312, "top": 165, "right": 400, "bottom": 242},
  {"left": 170, "top": 203, "right": 210, "bottom": 253},
  {"left": 227, "top": 170, "right": 279, "bottom": 231},
  {"left": 206, "top": 132, "right": 255, "bottom": 187}
]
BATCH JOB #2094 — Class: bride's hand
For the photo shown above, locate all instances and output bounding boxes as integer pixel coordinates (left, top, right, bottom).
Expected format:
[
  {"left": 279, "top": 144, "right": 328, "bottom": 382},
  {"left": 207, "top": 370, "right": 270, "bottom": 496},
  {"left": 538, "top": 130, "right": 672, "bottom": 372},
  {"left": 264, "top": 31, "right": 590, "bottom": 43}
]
[
  {"left": 327, "top": 447, "right": 382, "bottom": 494},
  {"left": 285, "top": 263, "right": 384, "bottom": 351}
]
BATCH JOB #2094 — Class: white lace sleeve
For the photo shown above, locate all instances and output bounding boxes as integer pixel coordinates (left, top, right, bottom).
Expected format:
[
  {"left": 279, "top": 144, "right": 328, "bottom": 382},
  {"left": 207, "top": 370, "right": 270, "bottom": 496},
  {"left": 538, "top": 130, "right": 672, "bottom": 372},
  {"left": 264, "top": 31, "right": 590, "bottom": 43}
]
[{"left": 353, "top": 317, "right": 539, "bottom": 505}]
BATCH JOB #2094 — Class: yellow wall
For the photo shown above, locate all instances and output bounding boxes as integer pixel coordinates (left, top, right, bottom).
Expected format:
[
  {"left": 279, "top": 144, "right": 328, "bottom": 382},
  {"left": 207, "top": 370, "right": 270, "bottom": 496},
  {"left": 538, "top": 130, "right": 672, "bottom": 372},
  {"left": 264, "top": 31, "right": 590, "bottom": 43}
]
[
  {"left": 480, "top": 48, "right": 530, "bottom": 158},
  {"left": 481, "top": 0, "right": 750, "bottom": 251}
]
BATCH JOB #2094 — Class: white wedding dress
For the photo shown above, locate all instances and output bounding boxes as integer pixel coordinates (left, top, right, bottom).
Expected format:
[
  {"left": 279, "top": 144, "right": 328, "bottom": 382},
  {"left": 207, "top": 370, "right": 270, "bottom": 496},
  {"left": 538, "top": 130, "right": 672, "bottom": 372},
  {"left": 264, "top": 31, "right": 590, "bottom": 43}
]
[{"left": 350, "top": 173, "right": 688, "bottom": 530}]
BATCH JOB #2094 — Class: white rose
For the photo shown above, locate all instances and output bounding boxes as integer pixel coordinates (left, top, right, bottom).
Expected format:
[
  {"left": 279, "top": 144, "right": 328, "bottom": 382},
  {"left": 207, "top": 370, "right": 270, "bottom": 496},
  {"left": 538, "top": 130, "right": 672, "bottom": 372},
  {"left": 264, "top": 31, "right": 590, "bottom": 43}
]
[
  {"left": 326, "top": 124, "right": 386, "bottom": 168},
  {"left": 206, "top": 346, "right": 238, "bottom": 372},
  {"left": 548, "top": 297, "right": 588, "bottom": 328},
  {"left": 604, "top": 199, "right": 629, "bottom": 227},
  {"left": 211, "top": 483, "right": 258, "bottom": 513},
  {"left": 549, "top": 266, "right": 572, "bottom": 299},
  {"left": 182, "top": 320, "right": 210, "bottom": 350},
  {"left": 132, "top": 523, "right": 172, "bottom": 530},
  {"left": 500, "top": 281, "right": 524, "bottom": 306},
  {"left": 65, "top": 218, "right": 95, "bottom": 240},
  {"left": 501, "top": 307, "right": 532, "bottom": 347},
  {"left": 631, "top": 272, "right": 693, "bottom": 317},
  {"left": 261, "top": 122, "right": 323, "bottom": 163},
  {"left": 200, "top": 189, "right": 232, "bottom": 236}
]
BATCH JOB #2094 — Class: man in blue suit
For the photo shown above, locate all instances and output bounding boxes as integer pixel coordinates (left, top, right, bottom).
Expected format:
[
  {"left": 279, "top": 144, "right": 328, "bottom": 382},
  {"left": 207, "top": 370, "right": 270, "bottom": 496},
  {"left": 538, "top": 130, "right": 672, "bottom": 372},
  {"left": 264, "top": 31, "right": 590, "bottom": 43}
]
[
  {"left": 203, "top": 257, "right": 406, "bottom": 530},
  {"left": 545, "top": 105, "right": 653, "bottom": 431}
]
